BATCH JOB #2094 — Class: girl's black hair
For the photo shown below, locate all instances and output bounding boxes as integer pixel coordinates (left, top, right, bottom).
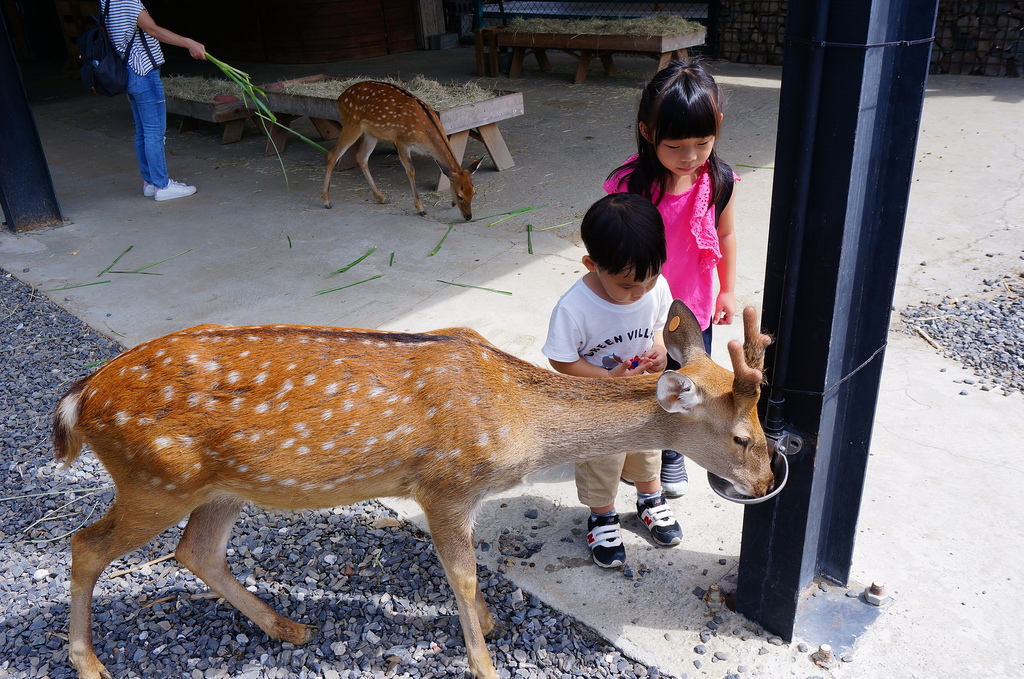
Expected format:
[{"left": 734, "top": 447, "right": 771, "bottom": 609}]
[
  {"left": 580, "top": 193, "right": 666, "bottom": 281},
  {"left": 609, "top": 57, "right": 732, "bottom": 208}
]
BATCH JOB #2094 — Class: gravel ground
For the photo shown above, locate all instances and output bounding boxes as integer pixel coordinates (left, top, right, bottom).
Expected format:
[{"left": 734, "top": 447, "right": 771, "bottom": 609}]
[
  {"left": 899, "top": 272, "right": 1024, "bottom": 396},
  {"left": 0, "top": 267, "right": 669, "bottom": 679}
]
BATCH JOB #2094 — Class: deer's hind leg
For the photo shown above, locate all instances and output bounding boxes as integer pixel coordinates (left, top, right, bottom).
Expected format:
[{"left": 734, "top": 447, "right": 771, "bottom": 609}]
[
  {"left": 322, "top": 124, "right": 365, "bottom": 209},
  {"left": 394, "top": 144, "right": 425, "bottom": 215},
  {"left": 421, "top": 499, "right": 497, "bottom": 679},
  {"left": 354, "top": 136, "right": 388, "bottom": 205},
  {"left": 174, "top": 497, "right": 316, "bottom": 645},
  {"left": 68, "top": 491, "right": 193, "bottom": 679}
]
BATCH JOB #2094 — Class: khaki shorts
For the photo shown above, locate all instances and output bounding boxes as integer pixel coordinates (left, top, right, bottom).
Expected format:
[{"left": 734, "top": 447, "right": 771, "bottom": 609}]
[{"left": 575, "top": 450, "right": 661, "bottom": 508}]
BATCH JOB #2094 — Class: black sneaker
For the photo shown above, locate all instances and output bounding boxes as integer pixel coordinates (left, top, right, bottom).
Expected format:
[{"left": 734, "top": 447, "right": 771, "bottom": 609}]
[
  {"left": 586, "top": 513, "right": 626, "bottom": 568},
  {"left": 637, "top": 495, "right": 683, "bottom": 546}
]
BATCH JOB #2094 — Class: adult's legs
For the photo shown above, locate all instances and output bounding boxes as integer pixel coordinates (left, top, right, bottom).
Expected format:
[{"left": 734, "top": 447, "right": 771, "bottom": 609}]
[{"left": 126, "top": 69, "right": 169, "bottom": 189}]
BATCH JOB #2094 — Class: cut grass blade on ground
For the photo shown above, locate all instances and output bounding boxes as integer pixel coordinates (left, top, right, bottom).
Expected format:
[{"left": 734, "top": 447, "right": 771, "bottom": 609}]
[
  {"left": 98, "top": 245, "right": 132, "bottom": 277},
  {"left": 437, "top": 280, "right": 512, "bottom": 295},
  {"left": 329, "top": 247, "right": 376, "bottom": 275},
  {"left": 109, "top": 248, "right": 194, "bottom": 274},
  {"left": 42, "top": 281, "right": 111, "bottom": 292},
  {"left": 315, "top": 275, "right": 384, "bottom": 296}
]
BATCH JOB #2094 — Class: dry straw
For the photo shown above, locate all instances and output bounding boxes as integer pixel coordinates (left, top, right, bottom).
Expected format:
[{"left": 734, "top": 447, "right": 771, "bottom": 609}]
[
  {"left": 283, "top": 75, "right": 497, "bottom": 111},
  {"left": 505, "top": 15, "right": 702, "bottom": 37}
]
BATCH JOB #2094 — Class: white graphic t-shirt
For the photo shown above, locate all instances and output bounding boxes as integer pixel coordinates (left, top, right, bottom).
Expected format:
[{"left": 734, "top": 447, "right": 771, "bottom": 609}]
[{"left": 542, "top": 276, "right": 672, "bottom": 370}]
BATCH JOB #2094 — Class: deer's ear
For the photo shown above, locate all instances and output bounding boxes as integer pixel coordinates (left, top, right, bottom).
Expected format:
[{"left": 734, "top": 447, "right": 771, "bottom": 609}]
[
  {"left": 436, "top": 158, "right": 455, "bottom": 178},
  {"left": 656, "top": 371, "right": 701, "bottom": 414},
  {"left": 468, "top": 158, "right": 484, "bottom": 174},
  {"left": 663, "top": 299, "right": 707, "bottom": 367}
]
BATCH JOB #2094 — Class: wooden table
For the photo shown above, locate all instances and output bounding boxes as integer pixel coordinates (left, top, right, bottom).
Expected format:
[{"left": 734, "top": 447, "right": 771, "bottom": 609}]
[
  {"left": 497, "top": 28, "right": 706, "bottom": 84},
  {"left": 256, "top": 75, "right": 525, "bottom": 192},
  {"left": 164, "top": 95, "right": 250, "bottom": 144}
]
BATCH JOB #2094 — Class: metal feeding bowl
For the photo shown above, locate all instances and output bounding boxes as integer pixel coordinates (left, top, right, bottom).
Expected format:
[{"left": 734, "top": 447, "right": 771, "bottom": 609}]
[{"left": 707, "top": 451, "right": 789, "bottom": 504}]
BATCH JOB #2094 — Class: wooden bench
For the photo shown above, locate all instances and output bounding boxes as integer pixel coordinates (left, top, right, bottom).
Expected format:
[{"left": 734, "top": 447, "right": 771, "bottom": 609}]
[
  {"left": 165, "top": 95, "right": 251, "bottom": 144},
  {"left": 254, "top": 75, "right": 525, "bottom": 192}
]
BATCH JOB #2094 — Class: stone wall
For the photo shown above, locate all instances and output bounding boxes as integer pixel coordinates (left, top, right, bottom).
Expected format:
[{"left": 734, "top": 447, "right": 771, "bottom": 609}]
[{"left": 715, "top": 1, "right": 1023, "bottom": 77}]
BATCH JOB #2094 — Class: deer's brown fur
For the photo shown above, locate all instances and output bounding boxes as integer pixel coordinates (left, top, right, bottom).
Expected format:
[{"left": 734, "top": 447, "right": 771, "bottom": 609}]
[
  {"left": 53, "top": 301, "right": 772, "bottom": 679},
  {"left": 321, "top": 81, "right": 482, "bottom": 219}
]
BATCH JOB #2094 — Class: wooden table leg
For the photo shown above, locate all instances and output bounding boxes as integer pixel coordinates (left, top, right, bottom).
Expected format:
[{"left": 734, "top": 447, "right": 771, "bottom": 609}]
[
  {"left": 535, "top": 48, "right": 552, "bottom": 72},
  {"left": 178, "top": 116, "right": 200, "bottom": 134},
  {"left": 575, "top": 49, "right": 594, "bottom": 84},
  {"left": 220, "top": 118, "right": 246, "bottom": 144},
  {"left": 599, "top": 51, "right": 617, "bottom": 76},
  {"left": 470, "top": 123, "right": 514, "bottom": 171},
  {"left": 509, "top": 46, "right": 525, "bottom": 77},
  {"left": 436, "top": 130, "right": 470, "bottom": 193},
  {"left": 263, "top": 113, "right": 299, "bottom": 156},
  {"left": 310, "top": 117, "right": 341, "bottom": 141}
]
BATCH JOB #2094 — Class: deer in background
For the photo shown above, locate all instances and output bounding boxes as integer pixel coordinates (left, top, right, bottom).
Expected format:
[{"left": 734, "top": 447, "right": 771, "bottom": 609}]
[
  {"left": 321, "top": 80, "right": 483, "bottom": 220},
  {"left": 53, "top": 300, "right": 773, "bottom": 679}
]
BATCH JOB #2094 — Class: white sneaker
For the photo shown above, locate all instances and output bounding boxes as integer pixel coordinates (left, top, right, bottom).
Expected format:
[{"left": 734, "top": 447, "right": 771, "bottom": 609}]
[
  {"left": 154, "top": 179, "right": 196, "bottom": 201},
  {"left": 143, "top": 181, "right": 157, "bottom": 197}
]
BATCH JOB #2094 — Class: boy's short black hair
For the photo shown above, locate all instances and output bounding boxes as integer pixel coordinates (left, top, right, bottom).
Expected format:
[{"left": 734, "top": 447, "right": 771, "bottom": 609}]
[{"left": 580, "top": 193, "right": 666, "bottom": 281}]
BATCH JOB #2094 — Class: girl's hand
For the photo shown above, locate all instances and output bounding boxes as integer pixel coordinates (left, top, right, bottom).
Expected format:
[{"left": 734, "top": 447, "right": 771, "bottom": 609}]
[
  {"left": 641, "top": 344, "right": 668, "bottom": 373},
  {"left": 713, "top": 291, "right": 736, "bottom": 325},
  {"left": 186, "top": 39, "right": 207, "bottom": 60}
]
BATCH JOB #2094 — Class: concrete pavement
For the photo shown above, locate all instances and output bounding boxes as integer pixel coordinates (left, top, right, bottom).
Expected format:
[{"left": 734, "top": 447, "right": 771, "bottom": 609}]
[{"left": 4, "top": 48, "right": 1023, "bottom": 678}]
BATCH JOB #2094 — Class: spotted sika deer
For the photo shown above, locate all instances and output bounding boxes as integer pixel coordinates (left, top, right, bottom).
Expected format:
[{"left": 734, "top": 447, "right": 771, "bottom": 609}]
[
  {"left": 53, "top": 301, "right": 773, "bottom": 679},
  {"left": 321, "top": 80, "right": 483, "bottom": 219}
]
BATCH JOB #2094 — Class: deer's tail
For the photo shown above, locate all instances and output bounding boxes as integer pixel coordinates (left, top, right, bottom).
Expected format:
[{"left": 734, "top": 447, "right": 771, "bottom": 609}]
[{"left": 53, "top": 377, "right": 88, "bottom": 467}]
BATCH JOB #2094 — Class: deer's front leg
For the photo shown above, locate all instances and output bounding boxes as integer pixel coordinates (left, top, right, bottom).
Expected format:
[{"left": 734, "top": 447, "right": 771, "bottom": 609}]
[{"left": 422, "top": 502, "right": 497, "bottom": 679}]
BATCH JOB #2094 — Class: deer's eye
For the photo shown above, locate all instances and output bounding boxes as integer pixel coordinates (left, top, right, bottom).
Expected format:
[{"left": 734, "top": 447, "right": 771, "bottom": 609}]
[{"left": 734, "top": 436, "right": 749, "bottom": 447}]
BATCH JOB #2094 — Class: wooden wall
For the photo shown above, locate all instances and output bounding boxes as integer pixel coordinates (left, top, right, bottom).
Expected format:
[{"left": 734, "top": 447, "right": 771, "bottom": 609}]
[{"left": 146, "top": 0, "right": 418, "bottom": 63}]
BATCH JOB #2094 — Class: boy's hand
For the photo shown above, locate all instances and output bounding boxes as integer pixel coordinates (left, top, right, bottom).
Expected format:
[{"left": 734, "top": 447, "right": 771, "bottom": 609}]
[
  {"left": 713, "top": 291, "right": 737, "bottom": 325},
  {"left": 607, "top": 355, "right": 654, "bottom": 377},
  {"left": 642, "top": 344, "right": 668, "bottom": 373}
]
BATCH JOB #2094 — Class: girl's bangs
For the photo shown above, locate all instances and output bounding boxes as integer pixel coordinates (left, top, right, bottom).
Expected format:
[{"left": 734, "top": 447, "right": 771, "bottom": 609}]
[{"left": 652, "top": 91, "right": 719, "bottom": 141}]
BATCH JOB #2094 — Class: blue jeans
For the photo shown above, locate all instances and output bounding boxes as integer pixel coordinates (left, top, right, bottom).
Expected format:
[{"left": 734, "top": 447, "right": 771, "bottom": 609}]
[{"left": 126, "top": 68, "right": 169, "bottom": 189}]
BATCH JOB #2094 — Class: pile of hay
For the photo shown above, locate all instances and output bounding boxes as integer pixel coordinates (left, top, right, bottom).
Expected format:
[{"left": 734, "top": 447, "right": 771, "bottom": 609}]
[
  {"left": 281, "top": 75, "right": 497, "bottom": 110},
  {"left": 505, "top": 15, "right": 702, "bottom": 37},
  {"left": 163, "top": 76, "right": 243, "bottom": 102}
]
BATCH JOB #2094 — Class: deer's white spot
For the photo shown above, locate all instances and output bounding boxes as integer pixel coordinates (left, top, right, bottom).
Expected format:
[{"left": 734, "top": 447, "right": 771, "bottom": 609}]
[
  {"left": 164, "top": 483, "right": 177, "bottom": 491},
  {"left": 343, "top": 400, "right": 355, "bottom": 411},
  {"left": 364, "top": 436, "right": 378, "bottom": 447},
  {"left": 232, "top": 397, "right": 245, "bottom": 410},
  {"left": 382, "top": 409, "right": 394, "bottom": 418},
  {"left": 293, "top": 422, "right": 310, "bottom": 437},
  {"left": 115, "top": 411, "right": 129, "bottom": 425},
  {"left": 255, "top": 402, "right": 270, "bottom": 414},
  {"left": 277, "top": 401, "right": 290, "bottom": 411},
  {"left": 257, "top": 474, "right": 273, "bottom": 482},
  {"left": 325, "top": 382, "right": 340, "bottom": 395},
  {"left": 163, "top": 357, "right": 173, "bottom": 366},
  {"left": 276, "top": 380, "right": 294, "bottom": 398},
  {"left": 187, "top": 393, "right": 201, "bottom": 407},
  {"left": 154, "top": 436, "right": 172, "bottom": 450},
  {"left": 320, "top": 440, "right": 335, "bottom": 451},
  {"left": 240, "top": 350, "right": 250, "bottom": 358},
  {"left": 282, "top": 439, "right": 295, "bottom": 449},
  {"left": 321, "top": 409, "right": 334, "bottom": 421},
  {"left": 237, "top": 465, "right": 249, "bottom": 472},
  {"left": 161, "top": 386, "right": 174, "bottom": 401},
  {"left": 279, "top": 479, "right": 297, "bottom": 486},
  {"left": 499, "top": 425, "right": 511, "bottom": 438},
  {"left": 286, "top": 363, "right": 297, "bottom": 371},
  {"left": 477, "top": 432, "right": 490, "bottom": 447},
  {"left": 297, "top": 446, "right": 310, "bottom": 455},
  {"left": 227, "top": 371, "right": 241, "bottom": 384},
  {"left": 426, "top": 407, "right": 436, "bottom": 418},
  {"left": 369, "top": 386, "right": 387, "bottom": 398},
  {"left": 348, "top": 383, "right": 360, "bottom": 393},
  {"left": 254, "top": 371, "right": 269, "bottom": 385},
  {"left": 247, "top": 336, "right": 261, "bottom": 342},
  {"left": 414, "top": 380, "right": 426, "bottom": 390}
]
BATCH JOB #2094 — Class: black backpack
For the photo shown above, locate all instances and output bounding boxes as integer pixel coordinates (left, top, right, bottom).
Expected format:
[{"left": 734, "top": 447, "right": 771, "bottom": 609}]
[{"left": 77, "top": 5, "right": 135, "bottom": 97}]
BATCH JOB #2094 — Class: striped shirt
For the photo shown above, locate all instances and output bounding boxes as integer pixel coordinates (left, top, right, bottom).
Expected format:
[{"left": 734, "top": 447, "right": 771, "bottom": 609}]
[{"left": 103, "top": 0, "right": 164, "bottom": 76}]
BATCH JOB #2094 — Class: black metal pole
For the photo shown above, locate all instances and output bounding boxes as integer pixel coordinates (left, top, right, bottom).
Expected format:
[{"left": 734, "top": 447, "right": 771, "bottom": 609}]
[
  {"left": 0, "top": 8, "right": 63, "bottom": 233},
  {"left": 735, "top": 0, "right": 939, "bottom": 641}
]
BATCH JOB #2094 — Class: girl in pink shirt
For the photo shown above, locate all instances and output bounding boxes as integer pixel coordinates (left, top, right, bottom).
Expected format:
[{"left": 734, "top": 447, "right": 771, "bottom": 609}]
[{"left": 605, "top": 58, "right": 739, "bottom": 497}]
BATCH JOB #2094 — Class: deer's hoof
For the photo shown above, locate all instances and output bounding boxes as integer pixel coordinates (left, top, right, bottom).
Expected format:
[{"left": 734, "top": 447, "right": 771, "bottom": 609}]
[
  {"left": 418, "top": 211, "right": 427, "bottom": 217},
  {"left": 324, "top": 203, "right": 332, "bottom": 209}
]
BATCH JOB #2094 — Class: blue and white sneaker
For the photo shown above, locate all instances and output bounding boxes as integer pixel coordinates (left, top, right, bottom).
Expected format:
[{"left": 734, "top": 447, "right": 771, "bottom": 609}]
[
  {"left": 637, "top": 494, "right": 683, "bottom": 546},
  {"left": 587, "top": 513, "right": 626, "bottom": 568},
  {"left": 661, "top": 449, "right": 689, "bottom": 498}
]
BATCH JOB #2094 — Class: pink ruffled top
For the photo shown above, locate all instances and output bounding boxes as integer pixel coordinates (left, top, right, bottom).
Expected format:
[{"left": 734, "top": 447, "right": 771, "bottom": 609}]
[{"left": 604, "top": 157, "right": 724, "bottom": 330}]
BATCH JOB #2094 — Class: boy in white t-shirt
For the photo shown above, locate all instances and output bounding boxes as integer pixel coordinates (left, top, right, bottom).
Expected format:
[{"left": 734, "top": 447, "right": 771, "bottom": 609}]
[{"left": 542, "top": 193, "right": 683, "bottom": 568}]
